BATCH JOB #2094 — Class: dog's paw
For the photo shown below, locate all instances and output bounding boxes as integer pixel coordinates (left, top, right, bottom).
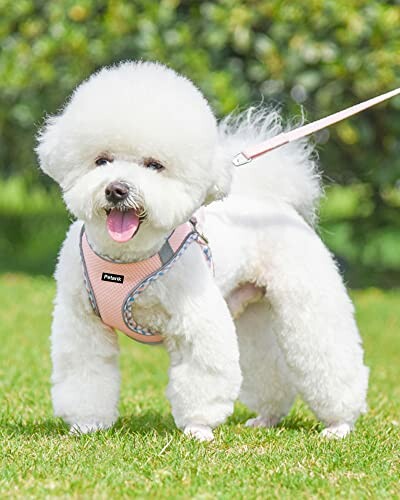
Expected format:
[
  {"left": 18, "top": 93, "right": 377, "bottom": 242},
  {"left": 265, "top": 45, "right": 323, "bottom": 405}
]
[
  {"left": 184, "top": 424, "right": 214, "bottom": 442},
  {"left": 69, "top": 421, "right": 112, "bottom": 435},
  {"left": 321, "top": 423, "right": 352, "bottom": 439},
  {"left": 245, "top": 415, "right": 280, "bottom": 428}
]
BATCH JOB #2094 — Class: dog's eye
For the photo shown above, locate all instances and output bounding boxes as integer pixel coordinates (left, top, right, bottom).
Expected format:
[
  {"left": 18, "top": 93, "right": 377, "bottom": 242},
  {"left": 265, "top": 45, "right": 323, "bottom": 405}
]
[
  {"left": 144, "top": 159, "right": 164, "bottom": 172},
  {"left": 95, "top": 157, "right": 113, "bottom": 166}
]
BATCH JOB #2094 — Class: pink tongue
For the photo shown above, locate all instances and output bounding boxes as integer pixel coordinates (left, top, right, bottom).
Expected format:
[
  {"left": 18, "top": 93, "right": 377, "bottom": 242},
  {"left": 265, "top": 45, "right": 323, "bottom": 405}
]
[{"left": 106, "top": 209, "right": 140, "bottom": 243}]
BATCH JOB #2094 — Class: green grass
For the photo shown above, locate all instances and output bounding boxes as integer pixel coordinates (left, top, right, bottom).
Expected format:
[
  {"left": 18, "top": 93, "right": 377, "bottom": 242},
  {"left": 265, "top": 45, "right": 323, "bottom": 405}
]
[{"left": 1, "top": 274, "right": 400, "bottom": 498}]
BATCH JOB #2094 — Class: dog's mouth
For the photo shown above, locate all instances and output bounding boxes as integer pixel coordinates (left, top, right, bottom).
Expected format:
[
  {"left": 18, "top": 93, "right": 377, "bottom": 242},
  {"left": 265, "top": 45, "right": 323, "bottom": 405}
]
[{"left": 105, "top": 208, "right": 142, "bottom": 243}]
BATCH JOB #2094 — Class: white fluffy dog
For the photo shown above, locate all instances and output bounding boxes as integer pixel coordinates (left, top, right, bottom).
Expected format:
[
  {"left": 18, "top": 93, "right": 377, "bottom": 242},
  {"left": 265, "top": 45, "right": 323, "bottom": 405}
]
[{"left": 36, "top": 61, "right": 368, "bottom": 441}]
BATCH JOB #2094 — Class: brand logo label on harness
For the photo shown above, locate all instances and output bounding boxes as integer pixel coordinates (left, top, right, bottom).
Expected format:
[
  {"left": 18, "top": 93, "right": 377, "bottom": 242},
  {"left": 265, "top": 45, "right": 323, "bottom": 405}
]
[{"left": 102, "top": 272, "right": 124, "bottom": 284}]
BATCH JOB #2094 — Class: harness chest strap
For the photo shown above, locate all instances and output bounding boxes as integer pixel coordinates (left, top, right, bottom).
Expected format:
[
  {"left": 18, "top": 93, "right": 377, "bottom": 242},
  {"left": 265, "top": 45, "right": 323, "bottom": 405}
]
[{"left": 80, "top": 221, "right": 212, "bottom": 345}]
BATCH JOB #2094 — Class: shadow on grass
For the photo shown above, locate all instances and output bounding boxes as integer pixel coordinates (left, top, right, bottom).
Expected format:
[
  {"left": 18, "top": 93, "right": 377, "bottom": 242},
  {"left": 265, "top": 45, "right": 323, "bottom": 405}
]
[
  {"left": 1, "top": 409, "right": 322, "bottom": 440},
  {"left": 1, "top": 411, "right": 177, "bottom": 438},
  {"left": 227, "top": 404, "right": 320, "bottom": 434},
  {"left": 115, "top": 410, "right": 177, "bottom": 435},
  {"left": 279, "top": 413, "right": 321, "bottom": 433},
  {"left": 1, "top": 417, "right": 68, "bottom": 437}
]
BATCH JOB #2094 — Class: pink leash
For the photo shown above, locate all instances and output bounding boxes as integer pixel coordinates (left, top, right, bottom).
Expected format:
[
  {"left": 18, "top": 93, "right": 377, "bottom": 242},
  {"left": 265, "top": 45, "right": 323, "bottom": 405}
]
[{"left": 232, "top": 87, "right": 400, "bottom": 166}]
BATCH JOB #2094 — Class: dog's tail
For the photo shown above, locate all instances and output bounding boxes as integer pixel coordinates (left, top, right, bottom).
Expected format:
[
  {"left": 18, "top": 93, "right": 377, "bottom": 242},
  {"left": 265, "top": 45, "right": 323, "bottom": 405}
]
[{"left": 218, "top": 107, "right": 322, "bottom": 225}]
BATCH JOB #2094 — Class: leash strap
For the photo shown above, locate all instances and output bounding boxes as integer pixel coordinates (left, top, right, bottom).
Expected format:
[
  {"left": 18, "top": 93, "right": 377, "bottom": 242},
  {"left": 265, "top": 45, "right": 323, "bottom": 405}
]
[{"left": 232, "top": 87, "right": 400, "bottom": 166}]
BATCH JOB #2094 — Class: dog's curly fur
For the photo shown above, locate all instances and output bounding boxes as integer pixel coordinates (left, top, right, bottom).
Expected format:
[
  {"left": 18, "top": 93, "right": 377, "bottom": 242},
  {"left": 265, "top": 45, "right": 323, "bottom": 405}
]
[{"left": 36, "top": 61, "right": 368, "bottom": 441}]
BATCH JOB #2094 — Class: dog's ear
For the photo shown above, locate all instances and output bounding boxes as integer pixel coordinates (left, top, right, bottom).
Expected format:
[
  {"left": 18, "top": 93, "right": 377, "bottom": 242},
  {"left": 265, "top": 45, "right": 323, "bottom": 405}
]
[
  {"left": 36, "top": 115, "right": 64, "bottom": 185},
  {"left": 203, "top": 144, "right": 234, "bottom": 205}
]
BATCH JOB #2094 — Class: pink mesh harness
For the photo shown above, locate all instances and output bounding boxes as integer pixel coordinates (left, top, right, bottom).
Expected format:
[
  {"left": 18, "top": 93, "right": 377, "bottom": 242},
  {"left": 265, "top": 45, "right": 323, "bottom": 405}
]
[{"left": 80, "top": 220, "right": 212, "bottom": 344}]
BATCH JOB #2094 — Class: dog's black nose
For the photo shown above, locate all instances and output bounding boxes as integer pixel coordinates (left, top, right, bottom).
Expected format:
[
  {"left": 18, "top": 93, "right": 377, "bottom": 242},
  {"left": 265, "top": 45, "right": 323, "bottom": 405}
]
[{"left": 105, "top": 182, "right": 129, "bottom": 203}]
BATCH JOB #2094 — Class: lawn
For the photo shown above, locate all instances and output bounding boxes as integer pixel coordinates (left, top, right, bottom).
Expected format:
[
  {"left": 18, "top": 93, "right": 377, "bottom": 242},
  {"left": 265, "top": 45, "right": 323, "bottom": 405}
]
[{"left": 0, "top": 274, "right": 399, "bottom": 498}]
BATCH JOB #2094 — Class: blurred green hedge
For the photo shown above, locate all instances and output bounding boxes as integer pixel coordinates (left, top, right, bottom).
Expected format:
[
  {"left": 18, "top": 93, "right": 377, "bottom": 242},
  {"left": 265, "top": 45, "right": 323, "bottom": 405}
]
[{"left": 1, "top": 0, "right": 400, "bottom": 283}]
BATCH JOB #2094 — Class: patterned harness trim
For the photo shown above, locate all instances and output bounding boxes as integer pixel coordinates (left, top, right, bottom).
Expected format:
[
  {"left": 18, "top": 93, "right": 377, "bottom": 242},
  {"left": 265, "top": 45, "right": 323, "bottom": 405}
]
[{"left": 80, "top": 221, "right": 212, "bottom": 345}]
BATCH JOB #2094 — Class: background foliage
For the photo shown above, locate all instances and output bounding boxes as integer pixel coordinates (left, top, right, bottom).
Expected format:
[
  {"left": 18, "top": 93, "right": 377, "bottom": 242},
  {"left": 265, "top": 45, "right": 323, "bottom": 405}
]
[{"left": 1, "top": 0, "right": 399, "bottom": 284}]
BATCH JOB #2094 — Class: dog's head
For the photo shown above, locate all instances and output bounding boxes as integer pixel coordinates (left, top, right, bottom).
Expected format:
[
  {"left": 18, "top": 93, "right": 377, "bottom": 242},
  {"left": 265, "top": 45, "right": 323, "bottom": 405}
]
[{"left": 36, "top": 61, "right": 231, "bottom": 251}]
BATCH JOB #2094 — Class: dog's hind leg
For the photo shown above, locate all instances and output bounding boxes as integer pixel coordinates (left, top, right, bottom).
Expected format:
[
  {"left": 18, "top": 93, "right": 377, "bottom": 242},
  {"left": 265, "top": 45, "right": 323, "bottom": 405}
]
[
  {"left": 254, "top": 204, "right": 369, "bottom": 437},
  {"left": 236, "top": 301, "right": 297, "bottom": 428}
]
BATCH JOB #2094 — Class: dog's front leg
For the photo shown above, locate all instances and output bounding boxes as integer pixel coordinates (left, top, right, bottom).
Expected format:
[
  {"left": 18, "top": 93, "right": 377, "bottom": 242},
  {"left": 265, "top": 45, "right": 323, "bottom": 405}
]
[
  {"left": 51, "top": 299, "right": 120, "bottom": 434},
  {"left": 162, "top": 247, "right": 242, "bottom": 442},
  {"left": 165, "top": 297, "right": 241, "bottom": 442},
  {"left": 51, "top": 224, "right": 120, "bottom": 434}
]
